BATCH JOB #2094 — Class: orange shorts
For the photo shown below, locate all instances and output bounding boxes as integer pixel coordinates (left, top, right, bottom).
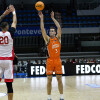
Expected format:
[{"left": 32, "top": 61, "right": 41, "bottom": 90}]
[{"left": 46, "top": 58, "right": 62, "bottom": 75}]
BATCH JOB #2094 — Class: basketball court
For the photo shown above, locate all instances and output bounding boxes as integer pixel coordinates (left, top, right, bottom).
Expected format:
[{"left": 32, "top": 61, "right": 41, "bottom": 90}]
[{"left": 0, "top": 75, "right": 100, "bottom": 100}]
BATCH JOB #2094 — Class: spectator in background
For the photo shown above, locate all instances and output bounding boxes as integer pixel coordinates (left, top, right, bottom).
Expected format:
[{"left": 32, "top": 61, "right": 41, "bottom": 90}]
[
  {"left": 27, "top": 60, "right": 31, "bottom": 65},
  {"left": 20, "top": 60, "right": 24, "bottom": 72},
  {"left": 72, "top": 59, "right": 76, "bottom": 63},
  {"left": 35, "top": 59, "right": 39, "bottom": 64},
  {"left": 80, "top": 58, "right": 85, "bottom": 63},
  {"left": 92, "top": 58, "right": 96, "bottom": 63},
  {"left": 87, "top": 59, "right": 94, "bottom": 63},
  {"left": 40, "top": 60, "right": 43, "bottom": 64},
  {"left": 66, "top": 58, "right": 71, "bottom": 64},
  {"left": 62, "top": 61, "right": 65, "bottom": 65},
  {"left": 76, "top": 59, "right": 79, "bottom": 63}
]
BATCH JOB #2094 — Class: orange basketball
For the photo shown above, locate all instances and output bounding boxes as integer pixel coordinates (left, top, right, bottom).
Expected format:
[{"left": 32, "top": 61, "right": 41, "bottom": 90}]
[{"left": 35, "top": 1, "right": 44, "bottom": 11}]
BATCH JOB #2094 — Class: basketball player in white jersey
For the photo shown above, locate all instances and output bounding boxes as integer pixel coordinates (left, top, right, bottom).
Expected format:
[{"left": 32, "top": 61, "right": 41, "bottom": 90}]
[{"left": 0, "top": 5, "right": 17, "bottom": 100}]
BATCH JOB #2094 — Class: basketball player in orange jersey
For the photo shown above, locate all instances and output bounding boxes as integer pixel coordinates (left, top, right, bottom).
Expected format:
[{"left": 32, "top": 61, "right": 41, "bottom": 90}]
[
  {"left": 0, "top": 5, "right": 17, "bottom": 100},
  {"left": 39, "top": 11, "right": 64, "bottom": 100}
]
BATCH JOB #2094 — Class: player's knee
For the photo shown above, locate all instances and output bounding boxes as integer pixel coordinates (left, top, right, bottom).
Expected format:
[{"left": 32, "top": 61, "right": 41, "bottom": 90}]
[
  {"left": 47, "top": 76, "right": 52, "bottom": 83},
  {"left": 6, "top": 82, "right": 13, "bottom": 93},
  {"left": 57, "top": 76, "right": 62, "bottom": 82}
]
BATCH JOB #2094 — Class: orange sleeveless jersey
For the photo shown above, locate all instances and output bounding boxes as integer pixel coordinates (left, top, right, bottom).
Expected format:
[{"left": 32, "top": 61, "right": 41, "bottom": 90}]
[{"left": 47, "top": 37, "right": 61, "bottom": 58}]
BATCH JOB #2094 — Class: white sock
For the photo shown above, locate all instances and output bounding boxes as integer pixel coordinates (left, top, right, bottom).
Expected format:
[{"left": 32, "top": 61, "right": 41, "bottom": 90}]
[
  {"left": 60, "top": 94, "right": 64, "bottom": 99},
  {"left": 48, "top": 95, "right": 51, "bottom": 99}
]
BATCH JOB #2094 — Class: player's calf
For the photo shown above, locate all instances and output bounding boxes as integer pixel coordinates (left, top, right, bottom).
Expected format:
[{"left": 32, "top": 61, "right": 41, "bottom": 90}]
[
  {"left": 6, "top": 82, "right": 13, "bottom": 100},
  {"left": 56, "top": 75, "right": 64, "bottom": 100}
]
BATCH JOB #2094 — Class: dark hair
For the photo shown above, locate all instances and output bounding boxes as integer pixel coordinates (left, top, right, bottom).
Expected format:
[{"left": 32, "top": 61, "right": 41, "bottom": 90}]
[
  {"left": 0, "top": 22, "right": 9, "bottom": 30},
  {"left": 50, "top": 26, "right": 56, "bottom": 32}
]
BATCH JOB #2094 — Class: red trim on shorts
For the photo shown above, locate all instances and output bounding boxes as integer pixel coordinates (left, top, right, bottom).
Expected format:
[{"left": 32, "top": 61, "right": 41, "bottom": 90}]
[
  {"left": 5, "top": 79, "right": 13, "bottom": 82},
  {"left": 0, "top": 78, "right": 2, "bottom": 82},
  {"left": 0, "top": 57, "right": 14, "bottom": 60}
]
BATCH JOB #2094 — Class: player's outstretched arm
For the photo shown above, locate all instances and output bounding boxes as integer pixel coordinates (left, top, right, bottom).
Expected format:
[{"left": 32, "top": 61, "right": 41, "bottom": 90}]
[
  {"left": 38, "top": 11, "right": 49, "bottom": 44},
  {"left": 0, "top": 8, "right": 10, "bottom": 22},
  {"left": 9, "top": 5, "right": 17, "bottom": 29},
  {"left": 51, "top": 11, "right": 62, "bottom": 40}
]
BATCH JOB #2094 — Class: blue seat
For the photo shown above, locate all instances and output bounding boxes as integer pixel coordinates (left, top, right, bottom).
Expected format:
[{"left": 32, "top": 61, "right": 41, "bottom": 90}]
[
  {"left": 72, "top": 13, "right": 76, "bottom": 15},
  {"left": 23, "top": 18, "right": 26, "bottom": 21},
  {"left": 23, "top": 14, "right": 26, "bottom": 17},
  {"left": 63, "top": 17, "right": 67, "bottom": 20},
  {"left": 19, "top": 15, "right": 22, "bottom": 17},
  {"left": 68, "top": 21, "right": 72, "bottom": 24},
  {"left": 62, "top": 9, "right": 66, "bottom": 11},
  {"left": 68, "top": 17, "right": 72, "bottom": 20},
  {"left": 83, "top": 21, "right": 86, "bottom": 23},
  {"left": 88, "top": 25, "right": 92, "bottom": 27},
  {"left": 96, "top": 16, "right": 99, "bottom": 19},
  {"left": 32, "top": 18, "right": 36, "bottom": 21},
  {"left": 92, "top": 21, "right": 96, "bottom": 23},
  {"left": 45, "top": 22, "right": 50, "bottom": 24},
  {"left": 45, "top": 14, "right": 49, "bottom": 16},
  {"left": 62, "top": 13, "right": 66, "bottom": 16},
  {"left": 32, "top": 14, "right": 35, "bottom": 16},
  {"left": 19, "top": 19, "right": 22, "bottom": 21},
  {"left": 87, "top": 17, "right": 90, "bottom": 19},
  {"left": 78, "top": 17, "right": 81, "bottom": 20},
  {"left": 23, "top": 10, "right": 26, "bottom": 13},
  {"left": 27, "top": 22, "right": 31, "bottom": 24},
  {"left": 26, "top": 10, "right": 31, "bottom": 13},
  {"left": 10, "top": 19, "right": 12, "bottom": 21},
  {"left": 63, "top": 21, "right": 67, "bottom": 24},
  {"left": 1, "top": 11, "right": 4, "bottom": 13},
  {"left": 32, "top": 9, "right": 35, "bottom": 12},
  {"left": 87, "top": 21, "right": 90, "bottom": 23},
  {"left": 82, "top": 17, "right": 85, "bottom": 19},
  {"left": 37, "top": 18, "right": 40, "bottom": 21},
  {"left": 28, "top": 14, "right": 31, "bottom": 17},
  {"left": 73, "top": 17, "right": 76, "bottom": 20},
  {"left": 78, "top": 21, "right": 82, "bottom": 23},
  {"left": 18, "top": 10, "right": 22, "bottom": 13},
  {"left": 4, "top": 19, "right": 8, "bottom": 22},
  {"left": 73, "top": 21, "right": 77, "bottom": 23},
  {"left": 91, "top": 17, "right": 95, "bottom": 19},
  {"left": 45, "top": 18, "right": 50, "bottom": 20},
  {"left": 28, "top": 19, "right": 31, "bottom": 21}
]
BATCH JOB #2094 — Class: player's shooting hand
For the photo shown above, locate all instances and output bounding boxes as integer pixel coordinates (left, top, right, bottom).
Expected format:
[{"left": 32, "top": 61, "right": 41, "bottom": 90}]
[
  {"left": 38, "top": 11, "right": 43, "bottom": 19},
  {"left": 51, "top": 11, "right": 54, "bottom": 19},
  {"left": 9, "top": 5, "right": 15, "bottom": 12},
  {"left": 3, "top": 7, "right": 11, "bottom": 16}
]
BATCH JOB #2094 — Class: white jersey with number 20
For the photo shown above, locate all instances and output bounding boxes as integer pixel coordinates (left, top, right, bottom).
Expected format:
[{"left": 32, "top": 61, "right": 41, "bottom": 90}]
[{"left": 0, "top": 31, "right": 14, "bottom": 60}]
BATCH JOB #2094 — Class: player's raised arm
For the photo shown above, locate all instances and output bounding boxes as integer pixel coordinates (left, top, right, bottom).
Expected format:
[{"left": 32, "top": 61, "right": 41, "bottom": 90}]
[
  {"left": 9, "top": 5, "right": 17, "bottom": 29},
  {"left": 38, "top": 11, "right": 49, "bottom": 44},
  {"left": 51, "top": 11, "right": 62, "bottom": 40},
  {"left": 0, "top": 8, "right": 10, "bottom": 22}
]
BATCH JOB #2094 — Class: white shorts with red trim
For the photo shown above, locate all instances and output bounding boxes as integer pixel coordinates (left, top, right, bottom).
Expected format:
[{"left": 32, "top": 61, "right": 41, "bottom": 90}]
[{"left": 0, "top": 60, "right": 13, "bottom": 82}]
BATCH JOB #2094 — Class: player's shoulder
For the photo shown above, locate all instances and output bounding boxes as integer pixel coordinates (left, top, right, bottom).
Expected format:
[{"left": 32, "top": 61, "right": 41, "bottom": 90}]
[
  {"left": 56, "top": 35, "right": 61, "bottom": 44},
  {"left": 6, "top": 31, "right": 11, "bottom": 34}
]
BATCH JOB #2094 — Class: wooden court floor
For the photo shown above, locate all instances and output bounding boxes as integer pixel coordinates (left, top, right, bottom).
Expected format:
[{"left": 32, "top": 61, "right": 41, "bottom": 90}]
[{"left": 0, "top": 75, "right": 100, "bottom": 100}]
